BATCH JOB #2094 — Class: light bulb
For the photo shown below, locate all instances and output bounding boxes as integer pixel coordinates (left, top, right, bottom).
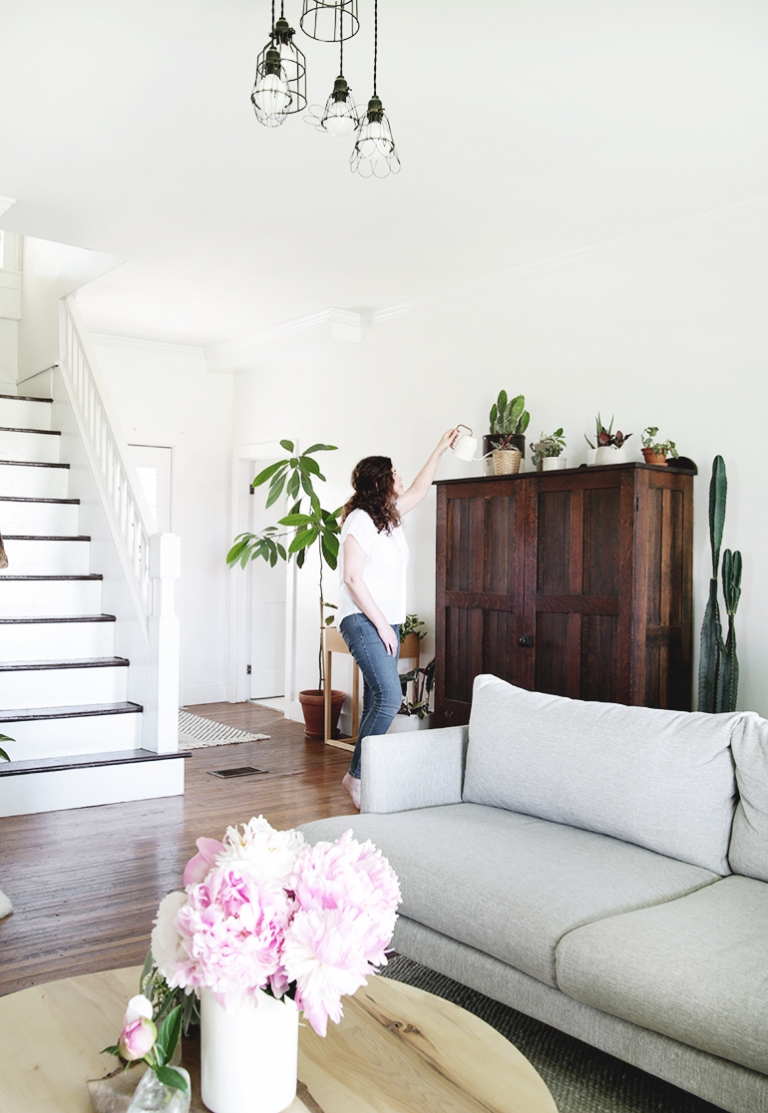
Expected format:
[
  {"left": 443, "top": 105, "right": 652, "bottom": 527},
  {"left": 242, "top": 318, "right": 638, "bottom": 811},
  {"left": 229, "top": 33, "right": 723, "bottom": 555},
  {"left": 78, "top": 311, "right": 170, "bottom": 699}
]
[
  {"left": 254, "top": 73, "right": 291, "bottom": 117},
  {"left": 325, "top": 103, "right": 355, "bottom": 137},
  {"left": 357, "top": 121, "right": 384, "bottom": 159}
]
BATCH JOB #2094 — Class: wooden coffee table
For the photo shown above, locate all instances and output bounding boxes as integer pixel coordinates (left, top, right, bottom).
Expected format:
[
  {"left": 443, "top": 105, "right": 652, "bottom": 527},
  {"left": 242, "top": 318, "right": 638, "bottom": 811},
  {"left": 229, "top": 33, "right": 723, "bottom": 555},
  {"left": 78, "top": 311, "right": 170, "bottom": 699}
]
[{"left": 0, "top": 965, "right": 558, "bottom": 1112}]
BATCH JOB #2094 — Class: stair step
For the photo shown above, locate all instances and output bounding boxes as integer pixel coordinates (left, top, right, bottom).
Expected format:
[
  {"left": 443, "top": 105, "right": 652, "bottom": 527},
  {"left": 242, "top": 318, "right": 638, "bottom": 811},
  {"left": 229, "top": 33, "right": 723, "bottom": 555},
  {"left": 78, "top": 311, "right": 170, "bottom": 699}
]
[
  {"left": 0, "top": 575, "right": 102, "bottom": 616},
  {"left": 0, "top": 395, "right": 53, "bottom": 432},
  {"left": 0, "top": 460, "right": 70, "bottom": 498},
  {"left": 0, "top": 748, "right": 187, "bottom": 817},
  {"left": 0, "top": 428, "right": 61, "bottom": 464},
  {"left": 0, "top": 614, "right": 116, "bottom": 661},
  {"left": 0, "top": 496, "right": 80, "bottom": 535},
  {"left": 1, "top": 536, "right": 91, "bottom": 575},
  {"left": 0, "top": 701, "right": 143, "bottom": 760},
  {"left": 2, "top": 536, "right": 91, "bottom": 575},
  {"left": 0, "top": 658, "right": 130, "bottom": 708}
]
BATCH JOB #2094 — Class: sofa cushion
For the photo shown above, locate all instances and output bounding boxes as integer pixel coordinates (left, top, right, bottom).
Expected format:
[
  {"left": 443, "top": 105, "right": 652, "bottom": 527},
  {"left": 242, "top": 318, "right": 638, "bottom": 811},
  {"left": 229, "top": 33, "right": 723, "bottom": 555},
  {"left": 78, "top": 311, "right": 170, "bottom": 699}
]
[
  {"left": 556, "top": 875, "right": 768, "bottom": 1077},
  {"left": 729, "top": 712, "right": 768, "bottom": 882},
  {"left": 300, "top": 803, "right": 716, "bottom": 989},
  {"left": 462, "top": 676, "right": 739, "bottom": 873}
]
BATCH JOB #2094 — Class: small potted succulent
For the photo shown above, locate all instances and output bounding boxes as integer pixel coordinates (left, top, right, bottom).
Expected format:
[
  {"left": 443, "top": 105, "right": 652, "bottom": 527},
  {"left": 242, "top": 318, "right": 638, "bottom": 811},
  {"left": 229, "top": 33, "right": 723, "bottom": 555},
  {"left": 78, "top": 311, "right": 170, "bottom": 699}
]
[
  {"left": 641, "top": 427, "right": 678, "bottom": 466},
  {"left": 530, "top": 429, "right": 567, "bottom": 471},
  {"left": 585, "top": 414, "right": 632, "bottom": 465},
  {"left": 484, "top": 391, "right": 530, "bottom": 475}
]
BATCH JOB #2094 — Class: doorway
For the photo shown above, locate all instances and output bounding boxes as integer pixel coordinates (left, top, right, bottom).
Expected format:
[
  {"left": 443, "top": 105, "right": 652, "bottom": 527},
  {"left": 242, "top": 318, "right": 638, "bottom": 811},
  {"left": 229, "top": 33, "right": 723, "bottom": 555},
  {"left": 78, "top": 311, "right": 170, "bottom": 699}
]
[
  {"left": 248, "top": 458, "right": 285, "bottom": 701},
  {"left": 127, "top": 444, "right": 173, "bottom": 533}
]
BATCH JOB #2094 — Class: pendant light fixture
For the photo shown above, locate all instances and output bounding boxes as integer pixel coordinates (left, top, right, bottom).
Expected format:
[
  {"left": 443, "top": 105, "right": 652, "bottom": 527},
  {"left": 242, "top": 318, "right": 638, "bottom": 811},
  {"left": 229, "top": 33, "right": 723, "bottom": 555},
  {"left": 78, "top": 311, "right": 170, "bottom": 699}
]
[
  {"left": 251, "top": 0, "right": 307, "bottom": 127},
  {"left": 300, "top": 0, "right": 358, "bottom": 43},
  {"left": 350, "top": 0, "right": 400, "bottom": 177},
  {"left": 304, "top": 37, "right": 359, "bottom": 137}
]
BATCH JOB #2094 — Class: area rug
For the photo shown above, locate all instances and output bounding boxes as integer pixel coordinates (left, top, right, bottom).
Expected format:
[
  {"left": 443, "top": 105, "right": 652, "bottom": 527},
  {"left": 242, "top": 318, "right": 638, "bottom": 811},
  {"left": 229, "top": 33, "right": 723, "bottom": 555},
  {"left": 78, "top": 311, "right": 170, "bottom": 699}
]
[
  {"left": 381, "top": 956, "right": 723, "bottom": 1113},
  {"left": 178, "top": 711, "right": 269, "bottom": 748}
]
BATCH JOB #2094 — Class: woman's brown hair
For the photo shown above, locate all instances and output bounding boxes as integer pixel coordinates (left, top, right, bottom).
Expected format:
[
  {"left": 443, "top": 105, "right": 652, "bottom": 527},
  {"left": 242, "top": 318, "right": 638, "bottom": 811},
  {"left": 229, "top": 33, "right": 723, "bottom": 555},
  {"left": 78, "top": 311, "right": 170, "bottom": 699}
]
[{"left": 342, "top": 456, "right": 400, "bottom": 534}]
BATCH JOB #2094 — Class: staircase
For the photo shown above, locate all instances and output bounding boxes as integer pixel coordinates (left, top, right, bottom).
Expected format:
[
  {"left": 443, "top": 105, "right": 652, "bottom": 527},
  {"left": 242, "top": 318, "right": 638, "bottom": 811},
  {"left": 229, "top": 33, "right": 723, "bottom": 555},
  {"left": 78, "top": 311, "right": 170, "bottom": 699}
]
[{"left": 0, "top": 389, "right": 186, "bottom": 816}]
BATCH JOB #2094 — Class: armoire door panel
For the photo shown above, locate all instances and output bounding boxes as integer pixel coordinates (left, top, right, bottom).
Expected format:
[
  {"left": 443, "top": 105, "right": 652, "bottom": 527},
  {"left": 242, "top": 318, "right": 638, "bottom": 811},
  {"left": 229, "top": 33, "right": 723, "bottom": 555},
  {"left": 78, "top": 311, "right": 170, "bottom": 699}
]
[
  {"left": 445, "top": 497, "right": 484, "bottom": 593},
  {"left": 484, "top": 495, "right": 524, "bottom": 596},
  {"left": 444, "top": 606, "right": 482, "bottom": 706},
  {"left": 483, "top": 610, "right": 534, "bottom": 690},
  {"left": 582, "top": 486, "right": 621, "bottom": 597},
  {"left": 580, "top": 614, "right": 619, "bottom": 702}
]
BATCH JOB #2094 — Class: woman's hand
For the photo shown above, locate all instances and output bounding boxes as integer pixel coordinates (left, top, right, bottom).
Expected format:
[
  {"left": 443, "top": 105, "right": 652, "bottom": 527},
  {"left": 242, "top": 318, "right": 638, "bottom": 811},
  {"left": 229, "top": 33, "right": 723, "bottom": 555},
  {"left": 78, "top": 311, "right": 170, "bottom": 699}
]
[
  {"left": 436, "top": 428, "right": 459, "bottom": 454},
  {"left": 398, "top": 428, "right": 461, "bottom": 515},
  {"left": 377, "top": 623, "right": 400, "bottom": 656}
]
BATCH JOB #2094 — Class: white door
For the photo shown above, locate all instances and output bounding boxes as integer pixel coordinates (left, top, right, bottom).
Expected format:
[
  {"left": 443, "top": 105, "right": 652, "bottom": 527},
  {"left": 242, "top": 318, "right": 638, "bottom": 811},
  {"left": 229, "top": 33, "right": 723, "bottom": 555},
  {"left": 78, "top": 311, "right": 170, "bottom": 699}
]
[
  {"left": 127, "top": 445, "right": 172, "bottom": 533},
  {"left": 248, "top": 461, "right": 286, "bottom": 699}
]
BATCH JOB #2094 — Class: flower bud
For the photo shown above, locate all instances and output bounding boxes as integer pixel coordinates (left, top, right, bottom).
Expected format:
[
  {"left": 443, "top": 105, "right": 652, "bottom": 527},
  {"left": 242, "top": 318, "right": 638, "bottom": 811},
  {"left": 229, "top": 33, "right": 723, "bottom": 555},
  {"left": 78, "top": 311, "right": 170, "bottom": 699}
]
[{"left": 118, "top": 1016, "right": 157, "bottom": 1062}]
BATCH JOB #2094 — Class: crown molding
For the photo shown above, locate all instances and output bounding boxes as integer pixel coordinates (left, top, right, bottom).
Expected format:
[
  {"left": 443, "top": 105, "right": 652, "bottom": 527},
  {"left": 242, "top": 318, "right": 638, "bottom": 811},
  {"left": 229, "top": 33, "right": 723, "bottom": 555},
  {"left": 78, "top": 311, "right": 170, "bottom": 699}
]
[
  {"left": 0, "top": 197, "right": 15, "bottom": 219},
  {"left": 90, "top": 332, "right": 205, "bottom": 357}
]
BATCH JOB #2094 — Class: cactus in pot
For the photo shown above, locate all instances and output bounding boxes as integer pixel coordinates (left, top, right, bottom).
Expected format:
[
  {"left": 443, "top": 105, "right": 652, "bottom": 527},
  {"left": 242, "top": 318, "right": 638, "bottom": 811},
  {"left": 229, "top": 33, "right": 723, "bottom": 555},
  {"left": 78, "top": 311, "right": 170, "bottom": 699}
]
[{"left": 697, "top": 455, "right": 743, "bottom": 713}]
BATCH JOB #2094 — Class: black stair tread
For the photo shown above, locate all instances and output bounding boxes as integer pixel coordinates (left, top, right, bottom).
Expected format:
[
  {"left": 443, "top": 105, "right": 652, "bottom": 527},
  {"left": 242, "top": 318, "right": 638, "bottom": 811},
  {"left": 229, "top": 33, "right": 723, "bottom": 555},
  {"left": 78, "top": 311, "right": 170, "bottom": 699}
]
[
  {"left": 3, "top": 535, "right": 90, "bottom": 541},
  {"left": 0, "top": 460, "right": 69, "bottom": 469},
  {"left": 0, "top": 614, "right": 116, "bottom": 624},
  {"left": 0, "top": 496, "right": 80, "bottom": 504},
  {"left": 0, "top": 701, "right": 143, "bottom": 723},
  {"left": 0, "top": 426, "right": 60, "bottom": 436},
  {"left": 0, "top": 748, "right": 189, "bottom": 777},
  {"left": 0, "top": 394, "right": 53, "bottom": 404},
  {"left": 0, "top": 574, "right": 102, "bottom": 581},
  {"left": 0, "top": 657, "right": 129, "bottom": 672}
]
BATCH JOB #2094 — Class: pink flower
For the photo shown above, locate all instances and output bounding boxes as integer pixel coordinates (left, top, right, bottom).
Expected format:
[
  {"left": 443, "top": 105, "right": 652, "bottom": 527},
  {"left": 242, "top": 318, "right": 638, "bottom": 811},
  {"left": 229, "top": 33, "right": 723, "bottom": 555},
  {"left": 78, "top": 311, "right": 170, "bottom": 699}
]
[
  {"left": 183, "top": 837, "right": 225, "bottom": 886},
  {"left": 118, "top": 1016, "right": 157, "bottom": 1062},
  {"left": 293, "top": 830, "right": 401, "bottom": 923}
]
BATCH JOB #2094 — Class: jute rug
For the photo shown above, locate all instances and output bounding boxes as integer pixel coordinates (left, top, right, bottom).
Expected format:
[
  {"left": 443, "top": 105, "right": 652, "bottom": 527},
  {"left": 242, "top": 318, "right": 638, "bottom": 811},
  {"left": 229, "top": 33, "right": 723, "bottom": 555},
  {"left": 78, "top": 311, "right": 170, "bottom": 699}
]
[
  {"left": 381, "top": 956, "right": 723, "bottom": 1113},
  {"left": 178, "top": 711, "right": 269, "bottom": 748}
]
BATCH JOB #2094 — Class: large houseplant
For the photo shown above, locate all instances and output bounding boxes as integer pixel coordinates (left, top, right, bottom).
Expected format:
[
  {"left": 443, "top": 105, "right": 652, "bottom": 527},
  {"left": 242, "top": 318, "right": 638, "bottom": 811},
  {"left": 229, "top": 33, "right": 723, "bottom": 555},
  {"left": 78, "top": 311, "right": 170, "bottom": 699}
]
[{"left": 226, "top": 440, "right": 344, "bottom": 738}]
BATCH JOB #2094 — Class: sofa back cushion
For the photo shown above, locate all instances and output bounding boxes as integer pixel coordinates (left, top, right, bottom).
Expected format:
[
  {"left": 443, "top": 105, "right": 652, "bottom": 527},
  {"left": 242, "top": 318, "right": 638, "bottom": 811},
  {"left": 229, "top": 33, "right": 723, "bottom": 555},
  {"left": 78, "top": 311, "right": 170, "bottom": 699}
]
[
  {"left": 728, "top": 712, "right": 768, "bottom": 881},
  {"left": 462, "top": 676, "right": 738, "bottom": 873}
]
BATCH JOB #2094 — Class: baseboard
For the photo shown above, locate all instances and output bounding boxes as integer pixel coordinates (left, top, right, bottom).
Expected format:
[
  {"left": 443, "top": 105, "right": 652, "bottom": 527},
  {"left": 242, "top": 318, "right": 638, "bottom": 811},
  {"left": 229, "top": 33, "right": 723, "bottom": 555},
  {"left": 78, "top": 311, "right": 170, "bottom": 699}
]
[{"left": 180, "top": 681, "right": 229, "bottom": 706}]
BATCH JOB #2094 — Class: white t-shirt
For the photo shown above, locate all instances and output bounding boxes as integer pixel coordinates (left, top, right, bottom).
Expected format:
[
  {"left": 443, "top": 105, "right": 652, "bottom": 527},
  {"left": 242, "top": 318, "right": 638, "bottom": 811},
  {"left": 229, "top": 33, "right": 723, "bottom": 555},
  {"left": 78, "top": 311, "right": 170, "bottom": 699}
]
[{"left": 337, "top": 508, "right": 410, "bottom": 625}]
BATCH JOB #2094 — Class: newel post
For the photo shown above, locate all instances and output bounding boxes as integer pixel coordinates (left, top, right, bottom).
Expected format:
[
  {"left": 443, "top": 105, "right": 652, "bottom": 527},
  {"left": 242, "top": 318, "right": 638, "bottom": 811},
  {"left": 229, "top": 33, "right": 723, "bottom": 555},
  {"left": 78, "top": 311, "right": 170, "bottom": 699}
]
[{"left": 145, "top": 532, "right": 181, "bottom": 753}]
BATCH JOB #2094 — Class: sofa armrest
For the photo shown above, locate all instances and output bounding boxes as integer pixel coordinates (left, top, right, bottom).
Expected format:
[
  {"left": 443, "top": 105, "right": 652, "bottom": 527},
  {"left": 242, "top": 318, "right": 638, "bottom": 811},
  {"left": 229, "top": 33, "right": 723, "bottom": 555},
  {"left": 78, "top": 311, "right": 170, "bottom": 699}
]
[{"left": 360, "top": 725, "right": 469, "bottom": 813}]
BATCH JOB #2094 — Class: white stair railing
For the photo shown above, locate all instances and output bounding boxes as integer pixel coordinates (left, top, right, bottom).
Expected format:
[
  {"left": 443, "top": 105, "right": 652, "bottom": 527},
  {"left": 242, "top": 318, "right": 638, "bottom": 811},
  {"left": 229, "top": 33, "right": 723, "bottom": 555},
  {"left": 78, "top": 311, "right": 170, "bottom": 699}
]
[{"left": 57, "top": 296, "right": 180, "bottom": 753}]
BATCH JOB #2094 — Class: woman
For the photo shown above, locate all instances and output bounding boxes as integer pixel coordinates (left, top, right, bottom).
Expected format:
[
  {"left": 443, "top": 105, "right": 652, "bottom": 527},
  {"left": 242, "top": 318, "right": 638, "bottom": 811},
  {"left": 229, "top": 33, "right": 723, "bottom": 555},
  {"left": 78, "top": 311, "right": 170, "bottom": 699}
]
[{"left": 337, "top": 429, "right": 458, "bottom": 808}]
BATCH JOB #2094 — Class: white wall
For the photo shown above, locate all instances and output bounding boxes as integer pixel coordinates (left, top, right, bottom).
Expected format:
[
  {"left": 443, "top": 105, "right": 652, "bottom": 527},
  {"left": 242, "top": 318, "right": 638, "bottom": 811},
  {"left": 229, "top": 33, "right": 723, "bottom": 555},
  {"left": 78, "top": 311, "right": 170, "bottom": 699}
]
[
  {"left": 230, "top": 202, "right": 768, "bottom": 716},
  {"left": 91, "top": 334, "right": 234, "bottom": 706}
]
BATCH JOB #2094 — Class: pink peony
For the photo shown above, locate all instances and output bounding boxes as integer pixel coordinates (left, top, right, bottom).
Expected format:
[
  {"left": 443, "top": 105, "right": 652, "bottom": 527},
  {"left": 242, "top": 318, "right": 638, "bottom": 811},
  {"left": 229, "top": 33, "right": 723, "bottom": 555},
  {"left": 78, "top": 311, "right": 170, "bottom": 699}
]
[
  {"left": 183, "top": 837, "right": 225, "bottom": 886},
  {"left": 118, "top": 1016, "right": 157, "bottom": 1061}
]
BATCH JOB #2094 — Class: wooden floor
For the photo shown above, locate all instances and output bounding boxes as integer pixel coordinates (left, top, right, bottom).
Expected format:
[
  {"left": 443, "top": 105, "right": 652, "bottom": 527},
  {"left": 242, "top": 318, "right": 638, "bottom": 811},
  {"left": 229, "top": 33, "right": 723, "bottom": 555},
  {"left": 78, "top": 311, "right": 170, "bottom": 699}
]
[{"left": 0, "top": 703, "right": 356, "bottom": 998}]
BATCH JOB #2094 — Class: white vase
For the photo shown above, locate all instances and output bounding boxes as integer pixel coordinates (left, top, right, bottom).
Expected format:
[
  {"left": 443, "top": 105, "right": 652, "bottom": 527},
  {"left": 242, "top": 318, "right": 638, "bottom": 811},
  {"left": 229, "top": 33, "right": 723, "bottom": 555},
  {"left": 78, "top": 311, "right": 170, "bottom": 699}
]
[
  {"left": 200, "top": 989, "right": 298, "bottom": 1113},
  {"left": 594, "top": 445, "right": 627, "bottom": 465},
  {"left": 541, "top": 457, "right": 567, "bottom": 471}
]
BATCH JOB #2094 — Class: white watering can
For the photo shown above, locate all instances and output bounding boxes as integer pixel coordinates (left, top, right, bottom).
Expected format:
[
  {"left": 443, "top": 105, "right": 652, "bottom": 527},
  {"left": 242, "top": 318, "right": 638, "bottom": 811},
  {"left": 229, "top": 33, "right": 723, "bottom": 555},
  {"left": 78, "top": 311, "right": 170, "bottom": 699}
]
[{"left": 452, "top": 424, "right": 490, "bottom": 463}]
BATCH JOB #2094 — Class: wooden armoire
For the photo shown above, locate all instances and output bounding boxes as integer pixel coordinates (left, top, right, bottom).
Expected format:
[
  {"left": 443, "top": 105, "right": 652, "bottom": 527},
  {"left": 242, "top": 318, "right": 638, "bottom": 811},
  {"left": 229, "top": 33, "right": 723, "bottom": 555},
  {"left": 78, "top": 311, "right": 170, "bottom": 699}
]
[{"left": 434, "top": 463, "right": 694, "bottom": 727}]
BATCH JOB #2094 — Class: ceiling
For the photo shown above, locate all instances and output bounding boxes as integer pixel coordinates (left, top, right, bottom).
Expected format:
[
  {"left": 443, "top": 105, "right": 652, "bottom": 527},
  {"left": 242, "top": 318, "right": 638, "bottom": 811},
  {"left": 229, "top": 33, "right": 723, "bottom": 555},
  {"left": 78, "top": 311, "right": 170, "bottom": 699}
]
[{"left": 1, "top": 0, "right": 767, "bottom": 347}]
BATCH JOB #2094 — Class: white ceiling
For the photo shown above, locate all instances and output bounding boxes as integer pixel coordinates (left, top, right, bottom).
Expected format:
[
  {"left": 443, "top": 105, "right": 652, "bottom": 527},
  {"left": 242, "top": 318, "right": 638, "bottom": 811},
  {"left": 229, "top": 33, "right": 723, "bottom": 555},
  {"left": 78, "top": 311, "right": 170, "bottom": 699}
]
[{"left": 1, "top": 0, "right": 767, "bottom": 346}]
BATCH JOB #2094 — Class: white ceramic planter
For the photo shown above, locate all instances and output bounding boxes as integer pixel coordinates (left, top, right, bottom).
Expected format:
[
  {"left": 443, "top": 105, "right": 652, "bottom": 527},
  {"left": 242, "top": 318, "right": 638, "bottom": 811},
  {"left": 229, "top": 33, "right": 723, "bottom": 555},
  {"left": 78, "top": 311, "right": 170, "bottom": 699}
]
[
  {"left": 387, "top": 712, "right": 435, "bottom": 733},
  {"left": 594, "top": 445, "right": 628, "bottom": 465},
  {"left": 200, "top": 989, "right": 298, "bottom": 1113},
  {"left": 541, "top": 457, "right": 567, "bottom": 471}
]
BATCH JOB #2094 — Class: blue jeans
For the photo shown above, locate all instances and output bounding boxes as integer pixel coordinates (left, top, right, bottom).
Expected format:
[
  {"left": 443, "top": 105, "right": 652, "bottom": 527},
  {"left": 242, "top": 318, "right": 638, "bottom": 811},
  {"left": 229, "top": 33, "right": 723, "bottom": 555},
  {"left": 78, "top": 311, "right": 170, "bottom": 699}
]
[{"left": 340, "top": 613, "right": 401, "bottom": 779}]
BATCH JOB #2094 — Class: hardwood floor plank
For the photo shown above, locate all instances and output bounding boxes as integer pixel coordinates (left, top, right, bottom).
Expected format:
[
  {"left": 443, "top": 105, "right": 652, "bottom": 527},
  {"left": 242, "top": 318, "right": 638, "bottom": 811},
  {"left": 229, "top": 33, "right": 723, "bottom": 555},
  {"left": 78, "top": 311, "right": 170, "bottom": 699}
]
[{"left": 0, "top": 704, "right": 356, "bottom": 997}]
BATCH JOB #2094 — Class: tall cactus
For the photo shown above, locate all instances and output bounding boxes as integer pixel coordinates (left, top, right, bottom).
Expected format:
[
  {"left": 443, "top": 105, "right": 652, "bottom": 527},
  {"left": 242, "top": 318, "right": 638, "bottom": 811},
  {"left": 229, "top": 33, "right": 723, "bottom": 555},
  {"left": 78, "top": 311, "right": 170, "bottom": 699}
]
[{"left": 697, "top": 456, "right": 742, "bottom": 712}]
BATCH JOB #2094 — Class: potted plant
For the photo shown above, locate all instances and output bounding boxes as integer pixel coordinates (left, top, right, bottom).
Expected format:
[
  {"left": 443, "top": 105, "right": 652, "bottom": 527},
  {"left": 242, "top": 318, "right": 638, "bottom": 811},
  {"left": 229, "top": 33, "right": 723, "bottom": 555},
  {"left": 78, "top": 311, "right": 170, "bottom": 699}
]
[
  {"left": 585, "top": 414, "right": 632, "bottom": 465},
  {"left": 641, "top": 427, "right": 679, "bottom": 466},
  {"left": 483, "top": 391, "right": 530, "bottom": 475},
  {"left": 530, "top": 429, "right": 567, "bottom": 471},
  {"left": 490, "top": 433, "right": 523, "bottom": 476},
  {"left": 226, "top": 440, "right": 344, "bottom": 740},
  {"left": 389, "top": 657, "right": 436, "bottom": 733}
]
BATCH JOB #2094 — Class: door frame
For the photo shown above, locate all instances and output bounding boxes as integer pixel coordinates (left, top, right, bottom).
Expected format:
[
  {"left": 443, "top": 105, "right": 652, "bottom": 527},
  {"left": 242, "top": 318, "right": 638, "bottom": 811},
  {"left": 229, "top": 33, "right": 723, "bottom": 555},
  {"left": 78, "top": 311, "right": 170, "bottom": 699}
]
[{"left": 227, "top": 441, "right": 296, "bottom": 706}]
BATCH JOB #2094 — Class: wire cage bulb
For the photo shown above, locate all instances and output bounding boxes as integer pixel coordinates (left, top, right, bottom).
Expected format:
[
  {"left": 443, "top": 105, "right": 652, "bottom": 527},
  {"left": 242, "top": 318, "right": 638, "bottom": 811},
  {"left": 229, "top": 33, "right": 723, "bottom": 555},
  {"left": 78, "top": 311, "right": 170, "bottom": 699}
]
[
  {"left": 351, "top": 96, "right": 400, "bottom": 178},
  {"left": 306, "top": 74, "right": 359, "bottom": 136},
  {"left": 251, "top": 47, "right": 292, "bottom": 127},
  {"left": 300, "top": 0, "right": 359, "bottom": 42},
  {"left": 251, "top": 12, "right": 307, "bottom": 127}
]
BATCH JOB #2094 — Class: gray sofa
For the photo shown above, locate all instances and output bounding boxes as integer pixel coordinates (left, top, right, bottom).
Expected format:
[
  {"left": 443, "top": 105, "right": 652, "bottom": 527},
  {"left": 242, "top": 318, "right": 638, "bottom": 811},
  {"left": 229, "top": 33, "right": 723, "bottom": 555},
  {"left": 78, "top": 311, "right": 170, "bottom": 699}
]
[{"left": 300, "top": 674, "right": 768, "bottom": 1113}]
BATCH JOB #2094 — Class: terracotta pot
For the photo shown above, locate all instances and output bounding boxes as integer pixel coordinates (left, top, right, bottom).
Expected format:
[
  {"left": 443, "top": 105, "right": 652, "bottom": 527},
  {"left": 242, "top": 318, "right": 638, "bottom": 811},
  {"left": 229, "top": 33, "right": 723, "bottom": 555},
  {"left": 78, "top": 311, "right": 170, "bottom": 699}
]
[
  {"left": 299, "top": 688, "right": 345, "bottom": 740},
  {"left": 641, "top": 448, "right": 667, "bottom": 466}
]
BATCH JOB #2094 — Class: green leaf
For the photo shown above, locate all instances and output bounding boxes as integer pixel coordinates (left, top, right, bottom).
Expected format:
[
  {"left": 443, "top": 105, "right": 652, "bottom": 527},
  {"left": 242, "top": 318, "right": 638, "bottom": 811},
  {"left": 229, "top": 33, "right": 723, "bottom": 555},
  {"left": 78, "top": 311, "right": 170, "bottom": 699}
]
[
  {"left": 155, "top": 1065, "right": 190, "bottom": 1094},
  {"left": 277, "top": 543, "right": 287, "bottom": 560},
  {"left": 289, "top": 528, "right": 319, "bottom": 553},
  {"left": 251, "top": 461, "right": 285, "bottom": 488},
  {"left": 101, "top": 1044, "right": 121, "bottom": 1057},
  {"left": 322, "top": 532, "right": 339, "bottom": 558},
  {"left": 279, "top": 439, "right": 294, "bottom": 453},
  {"left": 265, "top": 476, "right": 286, "bottom": 509},
  {"left": 0, "top": 746, "right": 10, "bottom": 762},
  {"left": 287, "top": 471, "right": 300, "bottom": 500},
  {"left": 300, "top": 455, "right": 321, "bottom": 477},
  {"left": 296, "top": 548, "right": 306, "bottom": 569},
  {"left": 304, "top": 443, "right": 337, "bottom": 455},
  {"left": 300, "top": 471, "right": 313, "bottom": 497},
  {"left": 279, "top": 513, "right": 313, "bottom": 527},
  {"left": 708, "top": 456, "right": 727, "bottom": 577},
  {"left": 155, "top": 1007, "right": 183, "bottom": 1068}
]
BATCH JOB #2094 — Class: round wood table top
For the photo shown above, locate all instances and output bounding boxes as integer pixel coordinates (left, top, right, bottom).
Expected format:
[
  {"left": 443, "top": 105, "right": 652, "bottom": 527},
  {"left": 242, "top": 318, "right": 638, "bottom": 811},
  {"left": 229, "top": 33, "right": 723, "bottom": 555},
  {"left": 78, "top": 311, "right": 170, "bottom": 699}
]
[{"left": 0, "top": 965, "right": 558, "bottom": 1113}]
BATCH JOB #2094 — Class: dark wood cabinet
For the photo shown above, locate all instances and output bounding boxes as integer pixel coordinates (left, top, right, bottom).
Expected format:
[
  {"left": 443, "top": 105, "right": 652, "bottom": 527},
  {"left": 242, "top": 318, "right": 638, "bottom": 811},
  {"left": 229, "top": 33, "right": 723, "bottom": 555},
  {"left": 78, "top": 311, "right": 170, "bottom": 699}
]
[{"left": 434, "top": 463, "right": 694, "bottom": 726}]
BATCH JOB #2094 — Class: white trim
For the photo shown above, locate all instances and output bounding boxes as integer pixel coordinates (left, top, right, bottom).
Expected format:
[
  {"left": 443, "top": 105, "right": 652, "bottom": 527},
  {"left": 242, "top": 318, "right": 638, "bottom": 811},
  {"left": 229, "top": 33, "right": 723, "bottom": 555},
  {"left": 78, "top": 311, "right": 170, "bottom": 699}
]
[
  {"left": 0, "top": 197, "right": 15, "bottom": 218},
  {"left": 228, "top": 440, "right": 295, "bottom": 709},
  {"left": 90, "top": 333, "right": 205, "bottom": 358}
]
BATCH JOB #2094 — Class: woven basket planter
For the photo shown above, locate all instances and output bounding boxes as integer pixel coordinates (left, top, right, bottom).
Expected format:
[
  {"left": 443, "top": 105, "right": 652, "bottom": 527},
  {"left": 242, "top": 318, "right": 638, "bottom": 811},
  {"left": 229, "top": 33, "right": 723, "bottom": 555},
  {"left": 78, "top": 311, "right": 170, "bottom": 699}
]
[{"left": 492, "top": 448, "right": 522, "bottom": 476}]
